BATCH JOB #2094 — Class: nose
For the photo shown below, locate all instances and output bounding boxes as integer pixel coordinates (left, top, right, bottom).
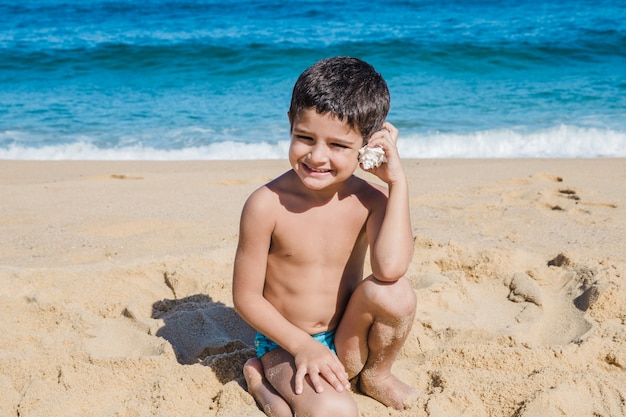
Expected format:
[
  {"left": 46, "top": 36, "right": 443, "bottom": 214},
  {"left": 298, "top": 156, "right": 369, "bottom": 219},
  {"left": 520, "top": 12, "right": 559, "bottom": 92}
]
[{"left": 308, "top": 143, "right": 328, "bottom": 164}]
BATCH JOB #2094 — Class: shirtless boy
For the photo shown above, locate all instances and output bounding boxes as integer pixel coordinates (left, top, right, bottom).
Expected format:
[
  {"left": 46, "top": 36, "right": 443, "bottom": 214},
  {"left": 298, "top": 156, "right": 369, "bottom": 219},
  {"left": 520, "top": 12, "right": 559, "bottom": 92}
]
[{"left": 232, "top": 57, "right": 417, "bottom": 417}]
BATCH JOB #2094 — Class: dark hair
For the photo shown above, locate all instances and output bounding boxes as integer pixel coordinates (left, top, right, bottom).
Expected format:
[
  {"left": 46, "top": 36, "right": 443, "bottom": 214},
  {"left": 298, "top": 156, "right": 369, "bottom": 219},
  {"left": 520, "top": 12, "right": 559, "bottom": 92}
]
[{"left": 288, "top": 57, "right": 390, "bottom": 143}]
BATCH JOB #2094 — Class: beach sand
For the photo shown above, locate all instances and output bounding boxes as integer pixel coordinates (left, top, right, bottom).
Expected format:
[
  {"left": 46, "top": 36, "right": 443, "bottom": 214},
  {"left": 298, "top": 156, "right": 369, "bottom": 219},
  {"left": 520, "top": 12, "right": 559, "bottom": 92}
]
[{"left": 1, "top": 159, "right": 624, "bottom": 417}]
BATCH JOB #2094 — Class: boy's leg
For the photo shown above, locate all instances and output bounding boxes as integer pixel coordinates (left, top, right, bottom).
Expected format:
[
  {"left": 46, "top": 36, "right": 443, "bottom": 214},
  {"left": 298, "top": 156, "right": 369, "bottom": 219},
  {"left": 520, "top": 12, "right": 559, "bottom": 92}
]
[
  {"left": 243, "top": 358, "right": 292, "bottom": 417},
  {"left": 334, "top": 275, "right": 418, "bottom": 410},
  {"left": 246, "top": 348, "right": 358, "bottom": 417}
]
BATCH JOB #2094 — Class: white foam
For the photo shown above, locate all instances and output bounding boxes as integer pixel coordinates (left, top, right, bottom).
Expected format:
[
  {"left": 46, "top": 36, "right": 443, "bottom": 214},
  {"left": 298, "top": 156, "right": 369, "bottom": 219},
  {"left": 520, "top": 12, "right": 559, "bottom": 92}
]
[
  {"left": 0, "top": 140, "right": 291, "bottom": 160},
  {"left": 398, "top": 125, "right": 626, "bottom": 159},
  {"left": 1, "top": 125, "right": 624, "bottom": 160}
]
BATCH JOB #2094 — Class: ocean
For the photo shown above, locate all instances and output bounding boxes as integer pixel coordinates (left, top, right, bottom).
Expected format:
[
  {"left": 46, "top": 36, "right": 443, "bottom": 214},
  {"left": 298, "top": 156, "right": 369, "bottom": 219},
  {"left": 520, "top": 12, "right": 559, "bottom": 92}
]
[{"left": 1, "top": 0, "right": 625, "bottom": 160}]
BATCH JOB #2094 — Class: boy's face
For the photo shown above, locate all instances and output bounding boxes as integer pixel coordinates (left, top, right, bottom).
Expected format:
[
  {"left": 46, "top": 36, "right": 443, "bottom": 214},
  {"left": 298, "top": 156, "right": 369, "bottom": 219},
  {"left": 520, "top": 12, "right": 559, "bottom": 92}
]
[{"left": 289, "top": 108, "right": 362, "bottom": 192}]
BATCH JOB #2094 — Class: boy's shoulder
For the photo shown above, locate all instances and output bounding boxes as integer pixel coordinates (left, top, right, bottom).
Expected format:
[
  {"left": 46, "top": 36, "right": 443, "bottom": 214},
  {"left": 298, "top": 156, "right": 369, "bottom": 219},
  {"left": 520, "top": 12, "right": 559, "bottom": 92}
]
[
  {"left": 345, "top": 175, "right": 389, "bottom": 204},
  {"left": 243, "top": 171, "right": 294, "bottom": 209}
]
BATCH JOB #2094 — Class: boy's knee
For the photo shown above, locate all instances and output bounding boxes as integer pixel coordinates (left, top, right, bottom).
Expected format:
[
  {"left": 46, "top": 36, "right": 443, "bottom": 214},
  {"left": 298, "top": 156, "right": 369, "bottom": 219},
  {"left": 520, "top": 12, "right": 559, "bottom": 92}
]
[
  {"left": 304, "top": 395, "right": 358, "bottom": 417},
  {"left": 362, "top": 276, "right": 416, "bottom": 318}
]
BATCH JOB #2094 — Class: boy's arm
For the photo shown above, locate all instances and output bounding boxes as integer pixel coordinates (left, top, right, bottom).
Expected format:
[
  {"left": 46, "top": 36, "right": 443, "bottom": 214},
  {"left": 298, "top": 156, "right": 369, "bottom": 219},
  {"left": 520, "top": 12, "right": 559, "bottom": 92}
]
[
  {"left": 232, "top": 188, "right": 306, "bottom": 347},
  {"left": 363, "top": 122, "right": 413, "bottom": 281},
  {"left": 232, "top": 188, "right": 350, "bottom": 394}
]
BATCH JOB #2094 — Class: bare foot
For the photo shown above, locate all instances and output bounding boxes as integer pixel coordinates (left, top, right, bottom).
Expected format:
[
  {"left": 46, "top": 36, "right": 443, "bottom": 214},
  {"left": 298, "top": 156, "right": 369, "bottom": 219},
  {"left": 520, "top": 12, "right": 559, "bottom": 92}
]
[
  {"left": 243, "top": 358, "right": 292, "bottom": 417},
  {"left": 358, "top": 371, "right": 420, "bottom": 410}
]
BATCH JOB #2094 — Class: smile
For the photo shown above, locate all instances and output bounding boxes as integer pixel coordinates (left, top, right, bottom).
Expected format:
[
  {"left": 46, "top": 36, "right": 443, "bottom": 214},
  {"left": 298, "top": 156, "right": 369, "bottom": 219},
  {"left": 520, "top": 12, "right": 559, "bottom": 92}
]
[{"left": 304, "top": 163, "right": 332, "bottom": 174}]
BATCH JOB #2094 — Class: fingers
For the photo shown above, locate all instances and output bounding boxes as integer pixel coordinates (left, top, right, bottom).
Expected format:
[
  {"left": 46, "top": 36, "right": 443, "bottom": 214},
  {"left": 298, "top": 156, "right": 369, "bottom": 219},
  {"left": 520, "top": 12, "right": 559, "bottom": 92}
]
[
  {"left": 382, "top": 121, "right": 399, "bottom": 144},
  {"left": 295, "top": 365, "right": 326, "bottom": 394},
  {"left": 368, "top": 122, "right": 397, "bottom": 145},
  {"left": 366, "top": 122, "right": 400, "bottom": 163},
  {"left": 362, "top": 122, "right": 406, "bottom": 183},
  {"left": 308, "top": 370, "right": 325, "bottom": 394},
  {"left": 296, "top": 360, "right": 332, "bottom": 394},
  {"left": 327, "top": 365, "right": 350, "bottom": 392},
  {"left": 307, "top": 367, "right": 349, "bottom": 394},
  {"left": 330, "top": 356, "right": 350, "bottom": 390},
  {"left": 295, "top": 358, "right": 350, "bottom": 395},
  {"left": 294, "top": 365, "right": 307, "bottom": 395}
]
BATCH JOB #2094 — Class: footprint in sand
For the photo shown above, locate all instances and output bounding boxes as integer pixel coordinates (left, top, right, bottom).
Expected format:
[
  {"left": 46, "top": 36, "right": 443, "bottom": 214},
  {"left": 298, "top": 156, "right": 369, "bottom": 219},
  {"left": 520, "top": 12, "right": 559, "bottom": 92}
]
[
  {"left": 506, "top": 255, "right": 604, "bottom": 345},
  {"left": 109, "top": 174, "right": 144, "bottom": 180},
  {"left": 507, "top": 272, "right": 543, "bottom": 307},
  {"left": 85, "top": 173, "right": 144, "bottom": 181},
  {"left": 546, "top": 185, "right": 617, "bottom": 212},
  {"left": 507, "top": 173, "right": 617, "bottom": 213},
  {"left": 508, "top": 172, "right": 563, "bottom": 185}
]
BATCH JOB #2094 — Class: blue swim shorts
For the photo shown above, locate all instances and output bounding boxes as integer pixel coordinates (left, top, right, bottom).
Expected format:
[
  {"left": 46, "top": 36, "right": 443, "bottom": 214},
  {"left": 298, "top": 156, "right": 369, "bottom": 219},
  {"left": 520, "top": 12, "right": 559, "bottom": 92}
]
[{"left": 255, "top": 330, "right": 336, "bottom": 358}]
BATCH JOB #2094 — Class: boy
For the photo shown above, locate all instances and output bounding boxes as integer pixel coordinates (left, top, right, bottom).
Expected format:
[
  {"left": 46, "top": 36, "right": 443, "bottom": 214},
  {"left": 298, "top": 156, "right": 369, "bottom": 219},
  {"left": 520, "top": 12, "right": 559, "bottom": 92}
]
[{"left": 232, "top": 57, "right": 417, "bottom": 416}]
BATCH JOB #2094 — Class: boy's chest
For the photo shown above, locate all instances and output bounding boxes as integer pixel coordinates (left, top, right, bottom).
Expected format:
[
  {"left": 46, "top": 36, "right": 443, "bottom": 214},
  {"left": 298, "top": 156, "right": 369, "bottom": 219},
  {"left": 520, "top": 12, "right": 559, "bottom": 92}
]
[{"left": 270, "top": 202, "right": 369, "bottom": 260}]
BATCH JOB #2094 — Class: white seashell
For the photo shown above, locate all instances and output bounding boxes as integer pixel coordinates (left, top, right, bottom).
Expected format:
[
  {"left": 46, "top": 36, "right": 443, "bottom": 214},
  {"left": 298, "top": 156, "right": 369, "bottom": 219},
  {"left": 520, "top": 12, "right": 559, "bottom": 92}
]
[{"left": 358, "top": 146, "right": 387, "bottom": 169}]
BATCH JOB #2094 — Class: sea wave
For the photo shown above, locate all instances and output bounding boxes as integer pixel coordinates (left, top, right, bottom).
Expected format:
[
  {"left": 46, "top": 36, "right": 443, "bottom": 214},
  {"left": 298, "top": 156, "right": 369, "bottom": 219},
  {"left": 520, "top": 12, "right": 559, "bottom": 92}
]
[{"left": 2, "top": 125, "right": 624, "bottom": 160}]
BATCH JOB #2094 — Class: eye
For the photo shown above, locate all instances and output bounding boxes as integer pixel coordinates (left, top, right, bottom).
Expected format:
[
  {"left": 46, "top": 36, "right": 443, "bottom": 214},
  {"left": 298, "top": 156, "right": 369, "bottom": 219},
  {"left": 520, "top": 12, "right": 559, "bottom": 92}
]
[
  {"left": 295, "top": 135, "right": 313, "bottom": 142},
  {"left": 331, "top": 143, "right": 350, "bottom": 149}
]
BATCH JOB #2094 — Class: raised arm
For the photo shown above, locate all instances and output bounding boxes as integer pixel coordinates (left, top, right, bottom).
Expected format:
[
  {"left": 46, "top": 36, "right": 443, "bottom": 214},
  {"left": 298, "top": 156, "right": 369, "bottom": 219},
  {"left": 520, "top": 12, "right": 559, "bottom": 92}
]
[{"left": 362, "top": 122, "right": 413, "bottom": 281}]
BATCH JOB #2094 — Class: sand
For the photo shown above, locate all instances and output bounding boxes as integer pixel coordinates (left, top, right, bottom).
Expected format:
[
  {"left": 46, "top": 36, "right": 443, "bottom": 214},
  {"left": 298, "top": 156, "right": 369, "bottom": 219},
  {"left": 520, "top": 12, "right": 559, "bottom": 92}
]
[{"left": 0, "top": 159, "right": 624, "bottom": 417}]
